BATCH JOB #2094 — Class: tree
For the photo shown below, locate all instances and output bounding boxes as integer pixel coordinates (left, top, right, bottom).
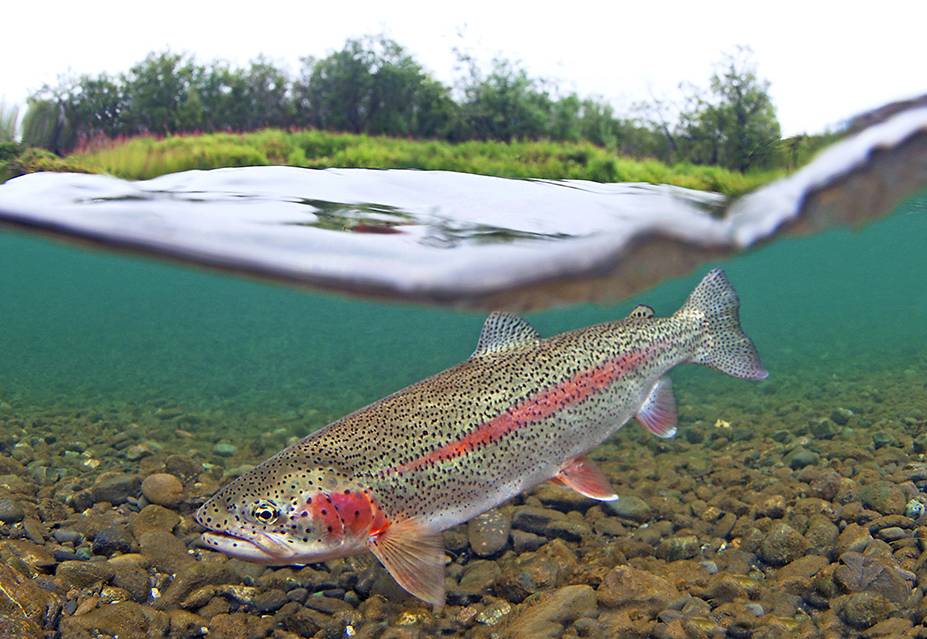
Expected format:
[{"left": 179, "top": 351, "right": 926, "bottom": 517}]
[
  {"left": 293, "top": 36, "right": 455, "bottom": 137},
  {"left": 243, "top": 56, "right": 291, "bottom": 130},
  {"left": 677, "top": 48, "right": 781, "bottom": 171},
  {"left": 458, "top": 58, "right": 553, "bottom": 141},
  {"left": 123, "top": 52, "right": 200, "bottom": 135}
]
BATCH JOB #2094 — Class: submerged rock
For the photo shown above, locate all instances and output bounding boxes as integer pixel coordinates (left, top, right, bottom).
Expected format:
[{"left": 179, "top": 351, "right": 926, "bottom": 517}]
[
  {"left": 468, "top": 509, "right": 511, "bottom": 557},
  {"left": 607, "top": 495, "right": 652, "bottom": 522},
  {"left": 0, "top": 498, "right": 25, "bottom": 523},
  {"left": 59, "top": 601, "right": 170, "bottom": 639},
  {"left": 859, "top": 481, "right": 906, "bottom": 515},
  {"left": 505, "top": 584, "right": 597, "bottom": 639},
  {"left": 655, "top": 535, "right": 701, "bottom": 561},
  {"left": 759, "top": 523, "right": 807, "bottom": 566},
  {"left": 140, "top": 473, "right": 184, "bottom": 507},
  {"left": 836, "top": 592, "right": 897, "bottom": 629},
  {"left": 597, "top": 565, "right": 679, "bottom": 612}
]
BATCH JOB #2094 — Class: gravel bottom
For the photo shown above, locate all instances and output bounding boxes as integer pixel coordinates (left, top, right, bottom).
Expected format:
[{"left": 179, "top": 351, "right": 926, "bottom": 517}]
[{"left": 2, "top": 366, "right": 927, "bottom": 638}]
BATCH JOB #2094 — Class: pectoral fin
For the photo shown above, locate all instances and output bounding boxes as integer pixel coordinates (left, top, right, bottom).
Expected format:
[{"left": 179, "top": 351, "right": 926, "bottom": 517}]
[
  {"left": 554, "top": 455, "right": 618, "bottom": 501},
  {"left": 636, "top": 376, "right": 677, "bottom": 438},
  {"left": 367, "top": 518, "right": 446, "bottom": 607}
]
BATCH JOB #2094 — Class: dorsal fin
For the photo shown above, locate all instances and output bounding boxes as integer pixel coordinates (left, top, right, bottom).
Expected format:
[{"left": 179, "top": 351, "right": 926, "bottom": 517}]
[
  {"left": 626, "top": 304, "right": 654, "bottom": 320},
  {"left": 471, "top": 312, "right": 540, "bottom": 358}
]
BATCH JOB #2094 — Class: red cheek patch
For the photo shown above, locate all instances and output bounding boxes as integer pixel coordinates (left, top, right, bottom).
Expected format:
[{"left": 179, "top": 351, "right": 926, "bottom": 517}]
[
  {"left": 330, "top": 490, "right": 374, "bottom": 536},
  {"left": 305, "top": 492, "right": 344, "bottom": 539}
]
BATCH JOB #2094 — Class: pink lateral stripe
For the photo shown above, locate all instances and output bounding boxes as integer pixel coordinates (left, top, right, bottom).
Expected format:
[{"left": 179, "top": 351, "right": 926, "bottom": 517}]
[{"left": 390, "top": 346, "right": 660, "bottom": 474}]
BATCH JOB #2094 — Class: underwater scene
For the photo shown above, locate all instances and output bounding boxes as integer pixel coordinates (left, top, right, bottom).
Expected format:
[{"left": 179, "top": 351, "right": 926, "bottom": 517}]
[{"left": 0, "top": 165, "right": 927, "bottom": 639}]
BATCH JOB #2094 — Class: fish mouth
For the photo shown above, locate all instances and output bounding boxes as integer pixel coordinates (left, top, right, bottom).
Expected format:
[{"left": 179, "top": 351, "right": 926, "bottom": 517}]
[{"left": 200, "top": 529, "right": 295, "bottom": 564}]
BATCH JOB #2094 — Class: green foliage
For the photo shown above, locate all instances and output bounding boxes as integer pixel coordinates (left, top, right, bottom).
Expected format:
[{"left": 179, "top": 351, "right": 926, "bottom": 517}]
[
  {"left": 59, "top": 129, "right": 777, "bottom": 195},
  {"left": 17, "top": 39, "right": 796, "bottom": 176},
  {"left": 457, "top": 58, "right": 553, "bottom": 141},
  {"left": 674, "top": 48, "right": 781, "bottom": 171},
  {"left": 294, "top": 36, "right": 456, "bottom": 138}
]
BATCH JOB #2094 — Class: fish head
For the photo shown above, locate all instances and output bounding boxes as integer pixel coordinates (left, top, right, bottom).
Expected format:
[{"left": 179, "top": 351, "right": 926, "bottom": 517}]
[{"left": 195, "top": 459, "right": 380, "bottom": 565}]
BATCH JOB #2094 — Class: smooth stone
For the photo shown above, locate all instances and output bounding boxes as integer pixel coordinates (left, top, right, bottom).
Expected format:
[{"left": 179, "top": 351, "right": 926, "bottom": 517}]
[
  {"left": 92, "top": 526, "right": 135, "bottom": 556},
  {"left": 858, "top": 481, "right": 906, "bottom": 515},
  {"left": 533, "top": 483, "right": 594, "bottom": 512},
  {"left": 0, "top": 498, "right": 25, "bottom": 524},
  {"left": 56, "top": 559, "right": 115, "bottom": 587},
  {"left": 506, "top": 584, "right": 597, "bottom": 639},
  {"left": 759, "top": 523, "right": 807, "bottom": 566},
  {"left": 253, "top": 588, "right": 289, "bottom": 613},
  {"left": 786, "top": 448, "right": 819, "bottom": 470},
  {"left": 597, "top": 565, "right": 679, "bottom": 611},
  {"left": 213, "top": 442, "right": 237, "bottom": 457},
  {"left": 655, "top": 535, "right": 700, "bottom": 561},
  {"left": 140, "top": 473, "right": 184, "bottom": 507},
  {"left": 468, "top": 509, "right": 511, "bottom": 557},
  {"left": 512, "top": 529, "right": 546, "bottom": 553},
  {"left": 130, "top": 504, "right": 181, "bottom": 538},
  {"left": 607, "top": 495, "right": 652, "bottom": 522},
  {"left": 91, "top": 473, "right": 141, "bottom": 505},
  {"left": 457, "top": 560, "right": 501, "bottom": 594},
  {"left": 876, "top": 526, "right": 907, "bottom": 542},
  {"left": 59, "top": 601, "right": 170, "bottom": 638},
  {"left": 0, "top": 539, "right": 57, "bottom": 572}
]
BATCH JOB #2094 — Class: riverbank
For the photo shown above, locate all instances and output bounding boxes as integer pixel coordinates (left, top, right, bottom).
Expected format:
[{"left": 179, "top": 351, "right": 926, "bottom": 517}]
[{"left": 0, "top": 130, "right": 779, "bottom": 196}]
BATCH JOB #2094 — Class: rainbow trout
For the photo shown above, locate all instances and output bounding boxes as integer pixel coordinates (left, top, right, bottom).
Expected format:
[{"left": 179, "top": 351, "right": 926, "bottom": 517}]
[{"left": 195, "top": 269, "right": 767, "bottom": 605}]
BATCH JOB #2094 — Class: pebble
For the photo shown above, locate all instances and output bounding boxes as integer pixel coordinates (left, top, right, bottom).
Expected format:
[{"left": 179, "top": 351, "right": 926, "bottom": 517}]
[
  {"left": 655, "top": 535, "right": 700, "bottom": 561},
  {"left": 0, "top": 498, "right": 25, "bottom": 523},
  {"left": 213, "top": 442, "right": 238, "bottom": 457},
  {"left": 837, "top": 592, "right": 897, "bottom": 629},
  {"left": 859, "top": 481, "right": 906, "bottom": 515},
  {"left": 607, "top": 495, "right": 652, "bottom": 522},
  {"left": 468, "top": 509, "right": 511, "bottom": 557},
  {"left": 759, "top": 523, "right": 807, "bottom": 565},
  {"left": 91, "top": 473, "right": 141, "bottom": 505},
  {"left": 785, "top": 447, "right": 819, "bottom": 469},
  {"left": 92, "top": 525, "right": 135, "bottom": 555},
  {"left": 140, "top": 473, "right": 184, "bottom": 507}
]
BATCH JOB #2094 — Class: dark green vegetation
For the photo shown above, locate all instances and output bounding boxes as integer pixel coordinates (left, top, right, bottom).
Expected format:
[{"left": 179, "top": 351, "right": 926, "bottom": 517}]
[{"left": 13, "top": 37, "right": 833, "bottom": 180}]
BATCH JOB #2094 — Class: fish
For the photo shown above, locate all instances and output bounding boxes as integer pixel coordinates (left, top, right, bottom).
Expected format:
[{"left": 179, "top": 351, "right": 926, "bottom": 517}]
[{"left": 195, "top": 268, "right": 767, "bottom": 606}]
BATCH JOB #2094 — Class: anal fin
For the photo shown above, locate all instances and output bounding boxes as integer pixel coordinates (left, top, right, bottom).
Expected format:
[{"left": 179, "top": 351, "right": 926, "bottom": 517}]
[
  {"left": 368, "top": 518, "right": 446, "bottom": 608},
  {"left": 636, "top": 376, "right": 677, "bottom": 438},
  {"left": 554, "top": 455, "right": 618, "bottom": 501}
]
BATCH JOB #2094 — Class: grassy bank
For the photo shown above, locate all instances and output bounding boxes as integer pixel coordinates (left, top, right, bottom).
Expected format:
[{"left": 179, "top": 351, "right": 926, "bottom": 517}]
[{"left": 2, "top": 129, "right": 782, "bottom": 195}]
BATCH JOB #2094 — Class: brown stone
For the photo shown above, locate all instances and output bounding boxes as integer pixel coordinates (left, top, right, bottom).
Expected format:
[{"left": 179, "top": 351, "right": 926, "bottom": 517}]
[
  {"left": 59, "top": 601, "right": 170, "bottom": 639},
  {"left": 505, "top": 585, "right": 597, "bottom": 639},
  {"left": 597, "top": 565, "right": 680, "bottom": 612}
]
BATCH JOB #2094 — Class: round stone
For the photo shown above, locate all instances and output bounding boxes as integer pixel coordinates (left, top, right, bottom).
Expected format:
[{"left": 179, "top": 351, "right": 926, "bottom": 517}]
[{"left": 141, "top": 473, "right": 184, "bottom": 507}]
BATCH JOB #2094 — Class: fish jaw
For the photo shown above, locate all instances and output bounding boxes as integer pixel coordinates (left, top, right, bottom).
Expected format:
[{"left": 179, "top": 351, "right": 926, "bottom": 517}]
[
  {"left": 200, "top": 530, "right": 295, "bottom": 563},
  {"left": 199, "top": 529, "right": 361, "bottom": 564}
]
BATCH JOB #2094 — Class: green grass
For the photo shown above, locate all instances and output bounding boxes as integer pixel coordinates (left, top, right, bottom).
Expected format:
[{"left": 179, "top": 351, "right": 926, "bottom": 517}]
[{"left": 5, "top": 129, "right": 783, "bottom": 196}]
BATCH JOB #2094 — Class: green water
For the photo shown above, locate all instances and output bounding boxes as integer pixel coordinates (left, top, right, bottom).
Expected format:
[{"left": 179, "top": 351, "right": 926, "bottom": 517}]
[{"left": 1, "top": 197, "right": 925, "bottom": 434}]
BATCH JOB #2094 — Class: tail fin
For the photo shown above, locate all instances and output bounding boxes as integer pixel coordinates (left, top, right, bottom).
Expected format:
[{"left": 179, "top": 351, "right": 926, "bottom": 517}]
[{"left": 675, "top": 269, "right": 768, "bottom": 380}]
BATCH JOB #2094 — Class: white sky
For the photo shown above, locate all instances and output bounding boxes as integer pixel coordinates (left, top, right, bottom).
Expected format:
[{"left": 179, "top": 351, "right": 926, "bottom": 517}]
[{"left": 3, "top": 1, "right": 925, "bottom": 137}]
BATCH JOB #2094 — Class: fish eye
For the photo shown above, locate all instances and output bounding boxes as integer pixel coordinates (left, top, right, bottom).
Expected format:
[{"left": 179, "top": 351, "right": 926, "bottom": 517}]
[{"left": 251, "top": 500, "right": 280, "bottom": 525}]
